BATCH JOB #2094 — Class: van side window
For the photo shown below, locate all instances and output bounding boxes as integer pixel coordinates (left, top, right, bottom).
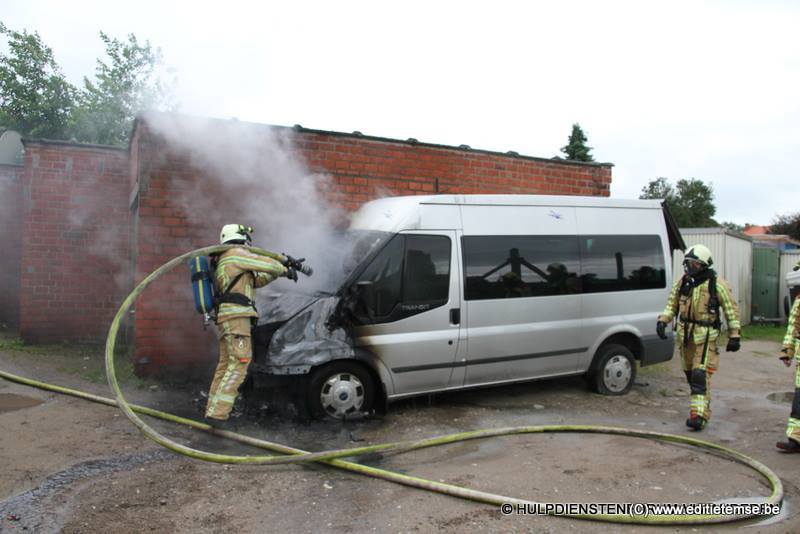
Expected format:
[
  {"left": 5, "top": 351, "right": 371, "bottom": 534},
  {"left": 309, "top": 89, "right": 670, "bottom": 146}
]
[
  {"left": 462, "top": 236, "right": 580, "bottom": 300},
  {"left": 357, "top": 234, "right": 451, "bottom": 321},
  {"left": 580, "top": 235, "right": 666, "bottom": 292}
]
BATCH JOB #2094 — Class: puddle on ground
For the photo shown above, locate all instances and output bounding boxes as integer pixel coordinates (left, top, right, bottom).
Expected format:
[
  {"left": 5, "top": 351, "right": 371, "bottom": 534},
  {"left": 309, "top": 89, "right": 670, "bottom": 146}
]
[
  {"left": 0, "top": 449, "right": 172, "bottom": 533},
  {"left": 0, "top": 393, "right": 44, "bottom": 413},
  {"left": 766, "top": 392, "right": 794, "bottom": 404}
]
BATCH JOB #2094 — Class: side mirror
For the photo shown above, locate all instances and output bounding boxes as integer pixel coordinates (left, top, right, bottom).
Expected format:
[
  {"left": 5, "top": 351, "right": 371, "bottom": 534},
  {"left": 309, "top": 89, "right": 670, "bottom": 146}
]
[{"left": 354, "top": 280, "right": 374, "bottom": 306}]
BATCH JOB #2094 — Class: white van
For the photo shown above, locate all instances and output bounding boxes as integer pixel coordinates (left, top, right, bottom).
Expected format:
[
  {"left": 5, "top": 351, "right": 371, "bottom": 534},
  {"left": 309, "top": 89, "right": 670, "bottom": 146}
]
[{"left": 252, "top": 195, "right": 684, "bottom": 419}]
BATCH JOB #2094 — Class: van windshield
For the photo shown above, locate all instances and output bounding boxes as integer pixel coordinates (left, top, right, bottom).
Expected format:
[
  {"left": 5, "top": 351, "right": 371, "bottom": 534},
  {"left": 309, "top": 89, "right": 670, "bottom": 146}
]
[
  {"left": 255, "top": 230, "right": 392, "bottom": 324},
  {"left": 324, "top": 229, "right": 393, "bottom": 291}
]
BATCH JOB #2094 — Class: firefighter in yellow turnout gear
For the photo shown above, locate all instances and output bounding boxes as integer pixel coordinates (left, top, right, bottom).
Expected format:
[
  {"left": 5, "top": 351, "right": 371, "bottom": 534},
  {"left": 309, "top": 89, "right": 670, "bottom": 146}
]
[
  {"left": 656, "top": 244, "right": 741, "bottom": 431},
  {"left": 205, "top": 224, "right": 296, "bottom": 421},
  {"left": 776, "top": 262, "right": 800, "bottom": 452}
]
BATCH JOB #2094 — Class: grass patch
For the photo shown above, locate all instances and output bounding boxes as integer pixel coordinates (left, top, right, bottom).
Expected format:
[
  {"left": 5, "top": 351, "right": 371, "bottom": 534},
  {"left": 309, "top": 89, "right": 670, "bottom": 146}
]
[
  {"left": 0, "top": 336, "right": 99, "bottom": 358},
  {"left": 0, "top": 337, "right": 27, "bottom": 351},
  {"left": 741, "top": 324, "right": 787, "bottom": 343},
  {"left": 1, "top": 332, "right": 152, "bottom": 388},
  {"left": 81, "top": 356, "right": 151, "bottom": 388}
]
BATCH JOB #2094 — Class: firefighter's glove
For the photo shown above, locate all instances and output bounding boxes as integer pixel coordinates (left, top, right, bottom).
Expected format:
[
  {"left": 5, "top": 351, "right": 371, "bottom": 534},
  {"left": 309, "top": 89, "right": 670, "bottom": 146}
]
[
  {"left": 285, "top": 266, "right": 298, "bottom": 282},
  {"left": 781, "top": 348, "right": 794, "bottom": 367},
  {"left": 725, "top": 336, "right": 740, "bottom": 352},
  {"left": 656, "top": 321, "right": 668, "bottom": 340}
]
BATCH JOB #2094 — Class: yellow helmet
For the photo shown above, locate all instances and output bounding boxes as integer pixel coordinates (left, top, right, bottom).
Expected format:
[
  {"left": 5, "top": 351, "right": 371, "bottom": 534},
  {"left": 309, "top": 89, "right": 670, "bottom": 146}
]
[{"left": 220, "top": 224, "right": 253, "bottom": 245}]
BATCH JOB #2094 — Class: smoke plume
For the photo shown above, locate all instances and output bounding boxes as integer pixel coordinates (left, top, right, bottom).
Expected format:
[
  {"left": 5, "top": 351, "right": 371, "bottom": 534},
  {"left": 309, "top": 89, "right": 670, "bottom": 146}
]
[{"left": 145, "top": 113, "right": 353, "bottom": 296}]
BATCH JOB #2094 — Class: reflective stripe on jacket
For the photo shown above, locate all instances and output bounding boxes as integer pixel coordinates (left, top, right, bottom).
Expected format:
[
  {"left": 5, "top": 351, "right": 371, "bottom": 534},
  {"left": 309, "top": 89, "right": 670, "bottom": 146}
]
[
  {"left": 215, "top": 247, "right": 287, "bottom": 322},
  {"left": 658, "top": 276, "right": 741, "bottom": 343},
  {"left": 784, "top": 298, "right": 800, "bottom": 359}
]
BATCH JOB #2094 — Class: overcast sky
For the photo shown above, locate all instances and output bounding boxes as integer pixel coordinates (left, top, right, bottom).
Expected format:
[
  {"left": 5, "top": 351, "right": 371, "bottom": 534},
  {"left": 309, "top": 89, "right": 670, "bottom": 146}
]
[{"left": 3, "top": 0, "right": 799, "bottom": 225}]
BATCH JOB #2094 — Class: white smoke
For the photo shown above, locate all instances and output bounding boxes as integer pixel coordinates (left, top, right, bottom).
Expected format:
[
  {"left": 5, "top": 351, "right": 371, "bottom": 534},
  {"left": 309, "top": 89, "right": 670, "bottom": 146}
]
[{"left": 144, "top": 112, "right": 353, "bottom": 295}]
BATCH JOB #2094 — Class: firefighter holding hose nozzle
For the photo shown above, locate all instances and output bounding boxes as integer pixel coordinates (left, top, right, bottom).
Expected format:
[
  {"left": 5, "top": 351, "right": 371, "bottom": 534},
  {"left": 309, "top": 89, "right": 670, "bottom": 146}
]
[{"left": 204, "top": 224, "right": 309, "bottom": 421}]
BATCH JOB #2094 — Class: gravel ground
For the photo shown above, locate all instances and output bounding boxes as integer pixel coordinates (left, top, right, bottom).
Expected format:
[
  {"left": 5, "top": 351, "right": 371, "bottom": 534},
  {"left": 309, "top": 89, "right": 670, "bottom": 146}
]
[{"left": 1, "top": 337, "right": 798, "bottom": 533}]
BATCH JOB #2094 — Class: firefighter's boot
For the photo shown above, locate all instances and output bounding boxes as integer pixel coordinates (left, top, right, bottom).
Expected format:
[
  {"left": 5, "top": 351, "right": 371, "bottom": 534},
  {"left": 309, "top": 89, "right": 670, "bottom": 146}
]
[{"left": 686, "top": 416, "right": 706, "bottom": 431}]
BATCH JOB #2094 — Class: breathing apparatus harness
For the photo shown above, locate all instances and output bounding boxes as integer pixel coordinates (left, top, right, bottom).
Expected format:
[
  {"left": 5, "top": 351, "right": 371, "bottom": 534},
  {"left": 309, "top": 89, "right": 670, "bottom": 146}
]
[
  {"left": 190, "top": 253, "right": 256, "bottom": 327},
  {"left": 190, "top": 252, "right": 311, "bottom": 326},
  {"left": 213, "top": 270, "right": 257, "bottom": 312},
  {"left": 208, "top": 253, "right": 260, "bottom": 322},
  {"left": 677, "top": 268, "right": 720, "bottom": 365}
]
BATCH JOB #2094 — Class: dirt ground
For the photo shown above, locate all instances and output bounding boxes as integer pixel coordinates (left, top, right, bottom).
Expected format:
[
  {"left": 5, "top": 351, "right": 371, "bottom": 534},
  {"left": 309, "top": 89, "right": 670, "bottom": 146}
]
[{"left": 1, "top": 336, "right": 799, "bottom": 534}]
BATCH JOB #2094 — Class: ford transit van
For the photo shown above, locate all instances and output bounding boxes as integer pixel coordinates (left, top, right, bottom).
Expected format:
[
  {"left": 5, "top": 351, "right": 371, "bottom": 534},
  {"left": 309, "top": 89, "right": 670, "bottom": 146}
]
[{"left": 251, "top": 195, "right": 684, "bottom": 419}]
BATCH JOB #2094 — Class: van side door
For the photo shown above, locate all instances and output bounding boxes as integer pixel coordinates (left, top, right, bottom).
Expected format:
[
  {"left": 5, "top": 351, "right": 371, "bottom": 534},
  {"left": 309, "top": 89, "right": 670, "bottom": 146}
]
[
  {"left": 353, "top": 231, "right": 462, "bottom": 396},
  {"left": 458, "top": 205, "right": 583, "bottom": 386}
]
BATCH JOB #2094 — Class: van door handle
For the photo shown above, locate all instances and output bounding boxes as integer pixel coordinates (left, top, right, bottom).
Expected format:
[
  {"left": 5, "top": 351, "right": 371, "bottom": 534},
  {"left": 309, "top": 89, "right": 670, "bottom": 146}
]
[{"left": 450, "top": 308, "right": 460, "bottom": 325}]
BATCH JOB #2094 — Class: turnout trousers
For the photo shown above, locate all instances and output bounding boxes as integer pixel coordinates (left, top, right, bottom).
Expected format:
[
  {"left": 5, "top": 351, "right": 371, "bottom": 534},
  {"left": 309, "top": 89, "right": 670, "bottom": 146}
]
[
  {"left": 205, "top": 318, "right": 253, "bottom": 420},
  {"left": 681, "top": 339, "right": 719, "bottom": 422},
  {"left": 785, "top": 365, "right": 800, "bottom": 443}
]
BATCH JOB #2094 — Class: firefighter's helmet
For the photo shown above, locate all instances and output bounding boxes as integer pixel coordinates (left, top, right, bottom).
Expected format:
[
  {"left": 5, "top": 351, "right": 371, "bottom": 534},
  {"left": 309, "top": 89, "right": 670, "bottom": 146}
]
[
  {"left": 220, "top": 224, "right": 253, "bottom": 245},
  {"left": 684, "top": 244, "right": 713, "bottom": 267}
]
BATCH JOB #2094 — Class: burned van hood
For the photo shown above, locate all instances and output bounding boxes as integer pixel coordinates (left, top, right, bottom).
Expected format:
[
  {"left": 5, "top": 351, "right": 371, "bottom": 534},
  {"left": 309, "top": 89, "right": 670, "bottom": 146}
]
[
  {"left": 256, "top": 290, "right": 325, "bottom": 325},
  {"left": 265, "top": 295, "right": 354, "bottom": 371}
]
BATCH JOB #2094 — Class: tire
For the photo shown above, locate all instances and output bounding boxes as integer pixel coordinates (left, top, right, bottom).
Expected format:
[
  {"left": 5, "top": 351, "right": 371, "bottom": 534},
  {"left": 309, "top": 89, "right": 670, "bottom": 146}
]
[
  {"left": 590, "top": 343, "right": 636, "bottom": 395},
  {"left": 307, "top": 361, "right": 375, "bottom": 420}
]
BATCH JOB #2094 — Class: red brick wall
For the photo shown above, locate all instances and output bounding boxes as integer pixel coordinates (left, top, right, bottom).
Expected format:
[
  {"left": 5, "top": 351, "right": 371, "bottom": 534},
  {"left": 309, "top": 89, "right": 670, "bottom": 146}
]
[
  {"left": 294, "top": 131, "right": 611, "bottom": 209},
  {"left": 0, "top": 164, "right": 23, "bottom": 329},
  {"left": 129, "top": 117, "right": 612, "bottom": 373},
  {"left": 18, "top": 141, "right": 130, "bottom": 344},
  {"left": 130, "top": 127, "right": 219, "bottom": 374}
]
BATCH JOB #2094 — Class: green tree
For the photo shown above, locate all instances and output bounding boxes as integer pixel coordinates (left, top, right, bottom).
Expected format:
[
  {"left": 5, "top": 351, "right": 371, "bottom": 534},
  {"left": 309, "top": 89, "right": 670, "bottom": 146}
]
[
  {"left": 769, "top": 212, "right": 800, "bottom": 241},
  {"left": 73, "top": 32, "right": 175, "bottom": 145},
  {"left": 0, "top": 22, "right": 76, "bottom": 138},
  {"left": 639, "top": 176, "right": 672, "bottom": 200},
  {"left": 0, "top": 24, "right": 174, "bottom": 145},
  {"left": 640, "top": 177, "right": 717, "bottom": 227},
  {"left": 560, "top": 123, "right": 594, "bottom": 162}
]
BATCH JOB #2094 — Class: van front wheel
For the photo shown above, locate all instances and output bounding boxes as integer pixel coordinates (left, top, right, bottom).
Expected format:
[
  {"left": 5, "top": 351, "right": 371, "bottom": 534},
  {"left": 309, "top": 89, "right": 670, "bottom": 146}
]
[
  {"left": 590, "top": 344, "right": 636, "bottom": 395},
  {"left": 307, "top": 361, "right": 375, "bottom": 420}
]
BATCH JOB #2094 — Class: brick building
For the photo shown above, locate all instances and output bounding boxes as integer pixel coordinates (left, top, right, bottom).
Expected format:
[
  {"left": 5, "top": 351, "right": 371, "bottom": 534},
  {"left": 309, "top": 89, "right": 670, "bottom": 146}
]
[{"left": 2, "top": 113, "right": 613, "bottom": 373}]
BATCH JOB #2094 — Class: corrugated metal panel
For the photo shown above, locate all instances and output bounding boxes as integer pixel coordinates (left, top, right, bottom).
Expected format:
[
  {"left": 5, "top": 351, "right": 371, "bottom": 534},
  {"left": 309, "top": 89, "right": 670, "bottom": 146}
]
[
  {"left": 779, "top": 251, "right": 800, "bottom": 320},
  {"left": 726, "top": 235, "right": 753, "bottom": 325},
  {"left": 672, "top": 229, "right": 753, "bottom": 325},
  {"left": 753, "top": 248, "right": 780, "bottom": 318}
]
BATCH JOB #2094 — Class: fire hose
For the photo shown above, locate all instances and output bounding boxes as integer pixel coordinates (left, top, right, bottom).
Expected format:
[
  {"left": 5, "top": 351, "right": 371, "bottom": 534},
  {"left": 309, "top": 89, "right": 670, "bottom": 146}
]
[{"left": 0, "top": 245, "right": 784, "bottom": 525}]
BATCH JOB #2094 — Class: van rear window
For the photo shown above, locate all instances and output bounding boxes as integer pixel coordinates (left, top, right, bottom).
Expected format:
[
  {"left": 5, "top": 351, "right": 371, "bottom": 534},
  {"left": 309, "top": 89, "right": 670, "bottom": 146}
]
[
  {"left": 580, "top": 235, "right": 666, "bottom": 293},
  {"left": 462, "top": 235, "right": 665, "bottom": 300}
]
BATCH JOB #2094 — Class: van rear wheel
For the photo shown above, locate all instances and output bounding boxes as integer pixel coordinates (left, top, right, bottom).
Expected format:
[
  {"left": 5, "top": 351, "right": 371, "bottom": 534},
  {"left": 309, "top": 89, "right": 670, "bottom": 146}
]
[
  {"left": 307, "top": 361, "right": 375, "bottom": 420},
  {"left": 590, "top": 344, "right": 636, "bottom": 395}
]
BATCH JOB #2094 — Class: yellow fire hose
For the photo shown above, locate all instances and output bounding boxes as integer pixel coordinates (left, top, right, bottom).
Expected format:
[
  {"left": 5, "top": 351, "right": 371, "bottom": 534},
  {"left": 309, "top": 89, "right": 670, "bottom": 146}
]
[{"left": 0, "top": 245, "right": 784, "bottom": 525}]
